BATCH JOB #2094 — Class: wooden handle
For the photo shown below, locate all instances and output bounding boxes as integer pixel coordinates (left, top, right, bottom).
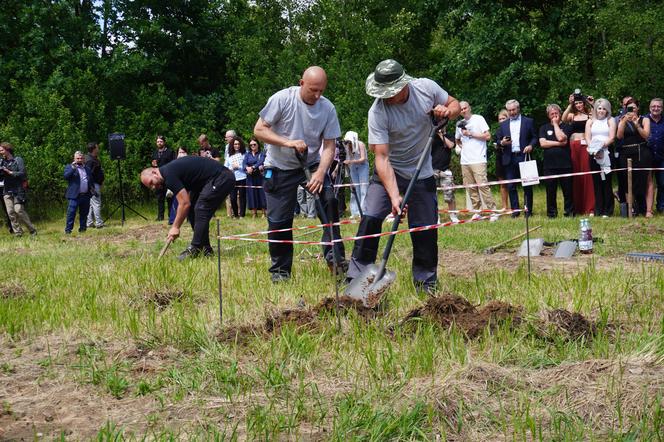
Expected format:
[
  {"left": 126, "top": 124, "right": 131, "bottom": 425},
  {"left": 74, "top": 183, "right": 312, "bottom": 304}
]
[{"left": 158, "top": 238, "right": 173, "bottom": 259}]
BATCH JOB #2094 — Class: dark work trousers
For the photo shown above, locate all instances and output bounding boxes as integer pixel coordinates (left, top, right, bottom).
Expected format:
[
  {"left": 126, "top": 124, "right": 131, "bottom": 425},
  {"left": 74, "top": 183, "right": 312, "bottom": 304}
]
[
  {"left": 543, "top": 168, "right": 573, "bottom": 218},
  {"left": 504, "top": 154, "right": 534, "bottom": 216},
  {"left": 347, "top": 174, "right": 438, "bottom": 286},
  {"left": 230, "top": 179, "right": 247, "bottom": 217},
  {"left": 65, "top": 193, "right": 91, "bottom": 233},
  {"left": 263, "top": 165, "right": 345, "bottom": 277},
  {"left": 0, "top": 185, "right": 13, "bottom": 233},
  {"left": 589, "top": 156, "right": 615, "bottom": 217},
  {"left": 155, "top": 187, "right": 171, "bottom": 221},
  {"left": 618, "top": 144, "right": 652, "bottom": 215},
  {"left": 653, "top": 157, "right": 664, "bottom": 212},
  {"left": 187, "top": 169, "right": 235, "bottom": 249}
]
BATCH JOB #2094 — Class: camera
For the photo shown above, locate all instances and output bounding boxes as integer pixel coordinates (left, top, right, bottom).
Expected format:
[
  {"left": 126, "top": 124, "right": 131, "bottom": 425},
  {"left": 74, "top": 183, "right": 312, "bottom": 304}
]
[
  {"left": 456, "top": 120, "right": 467, "bottom": 130},
  {"left": 336, "top": 138, "right": 347, "bottom": 162},
  {"left": 626, "top": 105, "right": 635, "bottom": 113},
  {"left": 573, "top": 88, "right": 587, "bottom": 103}
]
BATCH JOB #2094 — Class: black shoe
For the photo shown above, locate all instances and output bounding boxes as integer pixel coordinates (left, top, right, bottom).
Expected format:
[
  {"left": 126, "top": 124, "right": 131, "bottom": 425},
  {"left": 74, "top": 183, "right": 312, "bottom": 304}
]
[
  {"left": 271, "top": 272, "right": 291, "bottom": 284},
  {"left": 30, "top": 230, "right": 37, "bottom": 236},
  {"left": 202, "top": 246, "right": 214, "bottom": 257},
  {"left": 415, "top": 281, "right": 437, "bottom": 296},
  {"left": 177, "top": 246, "right": 201, "bottom": 261}
]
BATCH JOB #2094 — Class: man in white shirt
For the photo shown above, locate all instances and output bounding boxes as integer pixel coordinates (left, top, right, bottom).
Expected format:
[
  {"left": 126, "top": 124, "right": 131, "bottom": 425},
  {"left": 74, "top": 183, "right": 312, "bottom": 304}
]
[{"left": 455, "top": 101, "right": 498, "bottom": 221}]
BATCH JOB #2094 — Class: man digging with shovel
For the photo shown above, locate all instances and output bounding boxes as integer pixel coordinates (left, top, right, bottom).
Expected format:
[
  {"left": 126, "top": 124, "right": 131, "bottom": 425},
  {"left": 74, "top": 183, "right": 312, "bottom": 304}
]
[
  {"left": 345, "top": 59, "right": 460, "bottom": 305},
  {"left": 140, "top": 156, "right": 235, "bottom": 260}
]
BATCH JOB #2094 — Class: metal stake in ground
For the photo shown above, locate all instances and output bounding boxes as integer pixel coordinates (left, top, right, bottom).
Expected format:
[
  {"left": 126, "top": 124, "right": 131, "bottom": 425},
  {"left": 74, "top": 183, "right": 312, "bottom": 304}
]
[
  {"left": 524, "top": 205, "right": 531, "bottom": 283},
  {"left": 217, "top": 218, "right": 223, "bottom": 325},
  {"left": 296, "top": 151, "right": 342, "bottom": 330}
]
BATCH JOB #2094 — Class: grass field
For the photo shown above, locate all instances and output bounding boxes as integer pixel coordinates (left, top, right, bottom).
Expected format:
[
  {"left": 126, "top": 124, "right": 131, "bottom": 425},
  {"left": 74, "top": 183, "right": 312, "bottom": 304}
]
[{"left": 1, "top": 194, "right": 663, "bottom": 440}]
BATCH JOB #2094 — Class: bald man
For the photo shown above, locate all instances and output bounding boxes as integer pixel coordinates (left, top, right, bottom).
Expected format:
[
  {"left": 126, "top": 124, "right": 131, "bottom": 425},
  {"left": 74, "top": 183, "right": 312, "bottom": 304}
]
[{"left": 254, "top": 66, "right": 346, "bottom": 283}]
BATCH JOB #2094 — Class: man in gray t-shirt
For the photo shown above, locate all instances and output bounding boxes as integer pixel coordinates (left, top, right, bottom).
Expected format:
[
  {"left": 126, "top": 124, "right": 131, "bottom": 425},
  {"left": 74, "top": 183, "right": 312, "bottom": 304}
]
[
  {"left": 347, "top": 59, "right": 460, "bottom": 294},
  {"left": 254, "top": 66, "right": 346, "bottom": 282}
]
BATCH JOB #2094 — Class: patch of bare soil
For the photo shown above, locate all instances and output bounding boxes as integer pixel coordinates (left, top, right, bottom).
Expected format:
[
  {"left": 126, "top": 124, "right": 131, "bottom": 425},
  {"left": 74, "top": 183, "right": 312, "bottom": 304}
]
[
  {"left": 135, "top": 289, "right": 185, "bottom": 310},
  {"left": 535, "top": 308, "right": 597, "bottom": 341},
  {"left": 439, "top": 249, "right": 642, "bottom": 279},
  {"left": 217, "top": 296, "right": 380, "bottom": 345},
  {"left": 401, "top": 294, "right": 522, "bottom": 338},
  {"left": 0, "top": 282, "right": 28, "bottom": 300},
  {"left": 412, "top": 353, "right": 664, "bottom": 440}
]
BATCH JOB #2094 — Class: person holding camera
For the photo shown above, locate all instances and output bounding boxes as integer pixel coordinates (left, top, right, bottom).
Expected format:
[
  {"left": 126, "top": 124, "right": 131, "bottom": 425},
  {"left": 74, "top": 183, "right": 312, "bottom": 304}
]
[
  {"left": 346, "top": 59, "right": 460, "bottom": 294},
  {"left": 85, "top": 142, "right": 105, "bottom": 228},
  {"left": 64, "top": 151, "right": 93, "bottom": 234},
  {"left": 646, "top": 98, "right": 664, "bottom": 215},
  {"left": 562, "top": 91, "right": 595, "bottom": 215},
  {"left": 496, "top": 99, "right": 538, "bottom": 217},
  {"left": 455, "top": 101, "right": 498, "bottom": 222},
  {"left": 151, "top": 135, "right": 176, "bottom": 221},
  {"left": 253, "top": 66, "right": 346, "bottom": 282},
  {"left": 539, "top": 104, "right": 574, "bottom": 218},
  {"left": 342, "top": 131, "right": 369, "bottom": 219},
  {"left": 243, "top": 136, "right": 267, "bottom": 218},
  {"left": 0, "top": 142, "right": 37, "bottom": 236},
  {"left": 617, "top": 98, "right": 652, "bottom": 216},
  {"left": 197, "top": 134, "right": 221, "bottom": 161}
]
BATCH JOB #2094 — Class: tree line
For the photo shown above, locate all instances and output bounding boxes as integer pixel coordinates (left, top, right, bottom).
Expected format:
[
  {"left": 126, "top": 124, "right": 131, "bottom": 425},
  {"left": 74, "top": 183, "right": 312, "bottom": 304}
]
[{"left": 1, "top": 0, "right": 662, "bottom": 216}]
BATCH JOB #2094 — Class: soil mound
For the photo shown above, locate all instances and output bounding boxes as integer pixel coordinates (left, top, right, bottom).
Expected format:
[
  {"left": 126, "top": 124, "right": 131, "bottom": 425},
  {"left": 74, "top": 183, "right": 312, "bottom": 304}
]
[
  {"left": 401, "top": 294, "right": 522, "bottom": 338},
  {"left": 536, "top": 308, "right": 597, "bottom": 341},
  {"left": 314, "top": 296, "right": 379, "bottom": 320},
  {"left": 0, "top": 282, "right": 28, "bottom": 300},
  {"left": 264, "top": 308, "right": 317, "bottom": 333},
  {"left": 139, "top": 290, "right": 184, "bottom": 309}
]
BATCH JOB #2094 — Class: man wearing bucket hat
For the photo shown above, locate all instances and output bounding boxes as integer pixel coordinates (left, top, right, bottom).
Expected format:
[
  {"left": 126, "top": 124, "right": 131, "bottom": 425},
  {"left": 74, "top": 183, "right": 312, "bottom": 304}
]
[{"left": 346, "top": 59, "right": 460, "bottom": 294}]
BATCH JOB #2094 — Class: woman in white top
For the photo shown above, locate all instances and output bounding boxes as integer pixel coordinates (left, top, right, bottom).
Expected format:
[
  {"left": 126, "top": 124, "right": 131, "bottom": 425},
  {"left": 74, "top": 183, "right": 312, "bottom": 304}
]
[
  {"left": 342, "top": 131, "right": 369, "bottom": 218},
  {"left": 224, "top": 137, "right": 248, "bottom": 218},
  {"left": 584, "top": 98, "right": 616, "bottom": 217}
]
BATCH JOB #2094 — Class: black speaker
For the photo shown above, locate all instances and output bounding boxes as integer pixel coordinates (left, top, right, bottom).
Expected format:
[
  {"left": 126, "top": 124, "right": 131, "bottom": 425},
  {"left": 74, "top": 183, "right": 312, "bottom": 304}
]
[{"left": 108, "top": 133, "right": 126, "bottom": 160}]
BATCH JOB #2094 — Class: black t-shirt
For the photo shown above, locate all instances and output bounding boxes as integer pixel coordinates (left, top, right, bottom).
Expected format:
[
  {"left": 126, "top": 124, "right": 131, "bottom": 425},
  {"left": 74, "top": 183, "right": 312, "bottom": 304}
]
[
  {"left": 539, "top": 123, "right": 572, "bottom": 170},
  {"left": 431, "top": 133, "right": 453, "bottom": 171},
  {"left": 202, "top": 146, "right": 221, "bottom": 159},
  {"left": 152, "top": 147, "right": 176, "bottom": 167},
  {"left": 160, "top": 156, "right": 227, "bottom": 195}
]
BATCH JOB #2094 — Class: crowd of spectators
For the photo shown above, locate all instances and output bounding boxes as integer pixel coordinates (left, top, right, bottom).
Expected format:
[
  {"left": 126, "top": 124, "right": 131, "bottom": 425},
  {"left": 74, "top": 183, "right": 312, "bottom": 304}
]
[{"left": 0, "top": 93, "right": 662, "bottom": 238}]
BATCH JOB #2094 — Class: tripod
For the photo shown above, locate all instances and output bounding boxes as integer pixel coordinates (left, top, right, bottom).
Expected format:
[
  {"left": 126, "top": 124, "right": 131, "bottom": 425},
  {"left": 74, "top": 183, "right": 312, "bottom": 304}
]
[{"left": 107, "top": 159, "right": 146, "bottom": 226}]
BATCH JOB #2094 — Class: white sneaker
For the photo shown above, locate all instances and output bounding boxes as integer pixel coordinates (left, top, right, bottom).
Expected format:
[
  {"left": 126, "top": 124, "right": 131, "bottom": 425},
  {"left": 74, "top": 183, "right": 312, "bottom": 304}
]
[
  {"left": 450, "top": 213, "right": 459, "bottom": 223},
  {"left": 471, "top": 214, "right": 481, "bottom": 221},
  {"left": 489, "top": 214, "right": 499, "bottom": 222}
]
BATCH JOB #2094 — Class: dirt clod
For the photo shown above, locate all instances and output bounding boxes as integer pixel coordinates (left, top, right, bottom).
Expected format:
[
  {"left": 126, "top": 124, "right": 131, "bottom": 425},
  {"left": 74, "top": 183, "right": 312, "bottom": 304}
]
[
  {"left": 264, "top": 308, "right": 317, "bottom": 333},
  {"left": 0, "top": 282, "right": 28, "bottom": 300},
  {"left": 401, "top": 294, "right": 522, "bottom": 338},
  {"left": 314, "top": 296, "right": 379, "bottom": 320},
  {"left": 537, "top": 308, "right": 597, "bottom": 341},
  {"left": 140, "top": 290, "right": 184, "bottom": 309}
]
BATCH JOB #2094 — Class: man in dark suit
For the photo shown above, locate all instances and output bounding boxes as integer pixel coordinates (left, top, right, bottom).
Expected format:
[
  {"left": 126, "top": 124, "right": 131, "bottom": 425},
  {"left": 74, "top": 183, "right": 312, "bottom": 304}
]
[
  {"left": 63, "top": 151, "right": 93, "bottom": 234},
  {"left": 496, "top": 99, "right": 538, "bottom": 217}
]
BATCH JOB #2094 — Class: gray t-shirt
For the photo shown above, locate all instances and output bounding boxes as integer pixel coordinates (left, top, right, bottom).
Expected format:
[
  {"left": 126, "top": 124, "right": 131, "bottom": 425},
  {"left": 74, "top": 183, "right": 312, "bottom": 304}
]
[
  {"left": 368, "top": 78, "right": 449, "bottom": 179},
  {"left": 259, "top": 86, "right": 341, "bottom": 170}
]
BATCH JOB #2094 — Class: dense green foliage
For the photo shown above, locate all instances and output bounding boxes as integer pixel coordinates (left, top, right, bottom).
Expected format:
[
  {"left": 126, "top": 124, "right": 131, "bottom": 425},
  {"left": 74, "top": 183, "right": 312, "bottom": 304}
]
[{"left": 1, "top": 0, "right": 663, "bottom": 213}]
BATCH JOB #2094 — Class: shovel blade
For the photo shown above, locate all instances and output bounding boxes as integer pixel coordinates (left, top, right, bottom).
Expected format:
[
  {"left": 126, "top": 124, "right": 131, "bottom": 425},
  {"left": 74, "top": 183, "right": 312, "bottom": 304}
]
[{"left": 343, "top": 264, "right": 396, "bottom": 308}]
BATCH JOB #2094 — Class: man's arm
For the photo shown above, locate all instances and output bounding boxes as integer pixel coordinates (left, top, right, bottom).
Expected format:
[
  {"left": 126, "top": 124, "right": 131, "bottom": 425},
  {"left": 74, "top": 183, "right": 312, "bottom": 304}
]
[
  {"left": 373, "top": 143, "right": 402, "bottom": 216},
  {"left": 64, "top": 164, "right": 76, "bottom": 179},
  {"left": 253, "top": 117, "right": 307, "bottom": 154},
  {"left": 167, "top": 189, "right": 191, "bottom": 241},
  {"left": 308, "top": 138, "right": 335, "bottom": 194},
  {"left": 432, "top": 95, "right": 461, "bottom": 121}
]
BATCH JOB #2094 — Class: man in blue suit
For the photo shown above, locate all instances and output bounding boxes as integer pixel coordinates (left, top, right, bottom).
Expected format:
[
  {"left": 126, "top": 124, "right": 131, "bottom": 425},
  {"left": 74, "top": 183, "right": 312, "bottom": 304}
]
[
  {"left": 64, "top": 151, "right": 93, "bottom": 234},
  {"left": 496, "top": 99, "right": 538, "bottom": 217}
]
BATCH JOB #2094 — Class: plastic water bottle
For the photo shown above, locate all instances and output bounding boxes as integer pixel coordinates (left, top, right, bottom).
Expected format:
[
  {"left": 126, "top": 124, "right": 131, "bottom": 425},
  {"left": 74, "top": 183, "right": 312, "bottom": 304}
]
[{"left": 578, "top": 219, "right": 593, "bottom": 254}]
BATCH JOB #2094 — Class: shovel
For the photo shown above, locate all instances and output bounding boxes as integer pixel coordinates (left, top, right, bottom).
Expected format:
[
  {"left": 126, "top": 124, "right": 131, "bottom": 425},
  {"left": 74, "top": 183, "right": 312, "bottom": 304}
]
[{"left": 344, "top": 116, "right": 449, "bottom": 308}]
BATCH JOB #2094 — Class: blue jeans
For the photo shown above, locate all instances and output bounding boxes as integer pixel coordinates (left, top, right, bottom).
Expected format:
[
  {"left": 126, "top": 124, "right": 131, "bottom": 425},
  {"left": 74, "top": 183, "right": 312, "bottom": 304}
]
[
  {"left": 349, "top": 162, "right": 369, "bottom": 217},
  {"left": 66, "top": 194, "right": 91, "bottom": 233}
]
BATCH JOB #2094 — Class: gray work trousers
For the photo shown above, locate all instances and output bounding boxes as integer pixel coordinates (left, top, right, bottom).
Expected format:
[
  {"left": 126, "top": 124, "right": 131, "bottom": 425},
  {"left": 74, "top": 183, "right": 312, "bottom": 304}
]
[
  {"left": 87, "top": 183, "right": 104, "bottom": 227},
  {"left": 3, "top": 194, "right": 36, "bottom": 235}
]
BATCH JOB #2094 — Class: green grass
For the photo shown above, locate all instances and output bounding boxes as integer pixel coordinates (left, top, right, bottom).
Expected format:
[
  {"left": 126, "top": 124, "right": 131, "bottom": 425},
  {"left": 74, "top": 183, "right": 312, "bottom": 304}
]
[{"left": 0, "top": 189, "right": 663, "bottom": 440}]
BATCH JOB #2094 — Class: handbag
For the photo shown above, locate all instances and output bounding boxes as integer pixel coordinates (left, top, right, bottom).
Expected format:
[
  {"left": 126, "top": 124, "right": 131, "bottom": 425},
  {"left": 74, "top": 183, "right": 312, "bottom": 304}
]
[{"left": 518, "top": 154, "right": 540, "bottom": 186}]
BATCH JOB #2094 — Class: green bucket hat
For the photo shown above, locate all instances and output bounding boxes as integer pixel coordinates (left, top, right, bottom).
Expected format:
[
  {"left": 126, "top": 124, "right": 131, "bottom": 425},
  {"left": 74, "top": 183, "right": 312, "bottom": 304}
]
[{"left": 365, "top": 59, "right": 414, "bottom": 99}]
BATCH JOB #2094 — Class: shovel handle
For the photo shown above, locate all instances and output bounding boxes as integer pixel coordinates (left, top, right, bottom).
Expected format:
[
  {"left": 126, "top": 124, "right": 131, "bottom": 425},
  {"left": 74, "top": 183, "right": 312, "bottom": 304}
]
[{"left": 158, "top": 237, "right": 173, "bottom": 259}]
